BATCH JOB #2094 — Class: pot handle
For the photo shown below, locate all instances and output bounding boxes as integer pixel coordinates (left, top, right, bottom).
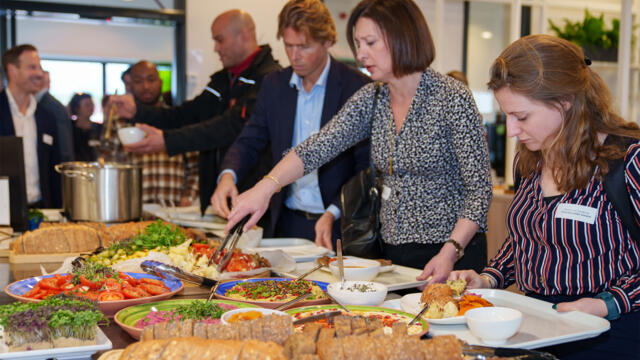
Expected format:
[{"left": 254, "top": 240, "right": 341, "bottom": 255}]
[{"left": 54, "top": 165, "right": 95, "bottom": 181}]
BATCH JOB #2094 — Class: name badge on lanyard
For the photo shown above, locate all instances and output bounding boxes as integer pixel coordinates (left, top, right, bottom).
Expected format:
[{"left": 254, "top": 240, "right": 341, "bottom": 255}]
[{"left": 555, "top": 203, "right": 597, "bottom": 224}]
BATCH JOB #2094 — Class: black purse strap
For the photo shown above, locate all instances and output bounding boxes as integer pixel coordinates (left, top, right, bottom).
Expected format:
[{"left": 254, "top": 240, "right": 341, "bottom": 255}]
[{"left": 368, "top": 83, "right": 382, "bottom": 226}]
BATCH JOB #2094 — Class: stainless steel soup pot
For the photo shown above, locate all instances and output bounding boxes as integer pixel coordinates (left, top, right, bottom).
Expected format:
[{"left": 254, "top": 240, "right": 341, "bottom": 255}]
[{"left": 54, "top": 161, "right": 142, "bottom": 222}]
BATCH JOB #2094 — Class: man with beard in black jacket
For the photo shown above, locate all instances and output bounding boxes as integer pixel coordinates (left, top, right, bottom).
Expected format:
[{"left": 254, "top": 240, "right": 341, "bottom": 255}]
[{"left": 110, "top": 10, "right": 281, "bottom": 220}]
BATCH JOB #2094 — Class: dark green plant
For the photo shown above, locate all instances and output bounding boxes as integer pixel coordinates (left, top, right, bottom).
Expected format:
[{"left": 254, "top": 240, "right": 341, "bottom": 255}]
[
  {"left": 549, "top": 9, "right": 620, "bottom": 51},
  {"left": 27, "top": 208, "right": 46, "bottom": 222}
]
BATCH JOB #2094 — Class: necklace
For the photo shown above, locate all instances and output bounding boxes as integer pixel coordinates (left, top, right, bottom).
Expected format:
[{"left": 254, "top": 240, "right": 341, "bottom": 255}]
[{"left": 387, "top": 110, "right": 395, "bottom": 175}]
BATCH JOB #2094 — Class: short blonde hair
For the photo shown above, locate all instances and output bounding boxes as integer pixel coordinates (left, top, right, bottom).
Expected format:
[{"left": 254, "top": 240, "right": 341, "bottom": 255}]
[{"left": 277, "top": 0, "right": 337, "bottom": 45}]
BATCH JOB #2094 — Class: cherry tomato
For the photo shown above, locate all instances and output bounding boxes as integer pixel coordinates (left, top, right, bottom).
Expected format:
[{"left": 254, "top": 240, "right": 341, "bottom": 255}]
[
  {"left": 98, "top": 291, "right": 125, "bottom": 301},
  {"left": 140, "top": 277, "right": 165, "bottom": 286},
  {"left": 140, "top": 283, "right": 170, "bottom": 295},
  {"left": 39, "top": 277, "right": 61, "bottom": 290},
  {"left": 122, "top": 287, "right": 149, "bottom": 299},
  {"left": 80, "top": 275, "right": 101, "bottom": 290},
  {"left": 104, "top": 278, "right": 122, "bottom": 292}
]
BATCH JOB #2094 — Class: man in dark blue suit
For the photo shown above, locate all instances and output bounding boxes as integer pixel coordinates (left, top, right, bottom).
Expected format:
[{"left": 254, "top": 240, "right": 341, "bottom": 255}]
[
  {"left": 212, "top": 0, "right": 370, "bottom": 250},
  {"left": 0, "top": 44, "right": 61, "bottom": 208}
]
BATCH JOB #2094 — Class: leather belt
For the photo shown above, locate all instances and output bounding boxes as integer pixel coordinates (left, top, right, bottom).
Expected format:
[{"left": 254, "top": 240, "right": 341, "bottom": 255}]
[{"left": 287, "top": 207, "right": 323, "bottom": 220}]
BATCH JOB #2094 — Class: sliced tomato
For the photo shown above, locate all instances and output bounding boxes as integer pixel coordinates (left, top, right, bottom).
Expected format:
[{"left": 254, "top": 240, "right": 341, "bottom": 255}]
[
  {"left": 23, "top": 285, "right": 41, "bottom": 298},
  {"left": 80, "top": 275, "right": 101, "bottom": 290},
  {"left": 140, "top": 283, "right": 170, "bottom": 295},
  {"left": 80, "top": 290, "right": 99, "bottom": 301},
  {"left": 33, "top": 289, "right": 51, "bottom": 299},
  {"left": 226, "top": 253, "right": 253, "bottom": 272},
  {"left": 104, "top": 278, "right": 122, "bottom": 292},
  {"left": 140, "top": 277, "right": 165, "bottom": 286},
  {"left": 122, "top": 286, "right": 149, "bottom": 299},
  {"left": 98, "top": 291, "right": 125, "bottom": 301},
  {"left": 39, "top": 277, "right": 61, "bottom": 290},
  {"left": 60, "top": 282, "right": 76, "bottom": 290},
  {"left": 118, "top": 272, "right": 139, "bottom": 286}
]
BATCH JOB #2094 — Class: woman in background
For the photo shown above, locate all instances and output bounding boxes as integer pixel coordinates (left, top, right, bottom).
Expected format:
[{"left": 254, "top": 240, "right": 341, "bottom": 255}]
[
  {"left": 69, "top": 92, "right": 101, "bottom": 162},
  {"left": 451, "top": 34, "right": 640, "bottom": 359}
]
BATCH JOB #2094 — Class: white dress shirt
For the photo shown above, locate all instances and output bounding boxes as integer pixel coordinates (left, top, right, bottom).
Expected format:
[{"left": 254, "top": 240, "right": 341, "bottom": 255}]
[{"left": 6, "top": 87, "right": 41, "bottom": 204}]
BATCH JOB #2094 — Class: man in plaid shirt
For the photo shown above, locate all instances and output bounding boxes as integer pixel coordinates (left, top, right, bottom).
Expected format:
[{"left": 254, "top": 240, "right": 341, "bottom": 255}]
[{"left": 129, "top": 61, "right": 199, "bottom": 205}]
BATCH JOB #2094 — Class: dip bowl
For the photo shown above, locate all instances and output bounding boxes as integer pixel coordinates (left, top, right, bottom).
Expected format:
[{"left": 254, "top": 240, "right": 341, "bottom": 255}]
[
  {"left": 118, "top": 126, "right": 146, "bottom": 145},
  {"left": 221, "top": 308, "right": 290, "bottom": 325},
  {"left": 327, "top": 281, "right": 388, "bottom": 306},
  {"left": 464, "top": 306, "right": 522, "bottom": 345},
  {"left": 329, "top": 258, "right": 380, "bottom": 281}
]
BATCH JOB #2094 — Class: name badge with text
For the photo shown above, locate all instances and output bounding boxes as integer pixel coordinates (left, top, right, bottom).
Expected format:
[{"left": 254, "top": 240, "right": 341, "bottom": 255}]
[
  {"left": 555, "top": 203, "right": 597, "bottom": 224},
  {"left": 42, "top": 133, "right": 53, "bottom": 145}
]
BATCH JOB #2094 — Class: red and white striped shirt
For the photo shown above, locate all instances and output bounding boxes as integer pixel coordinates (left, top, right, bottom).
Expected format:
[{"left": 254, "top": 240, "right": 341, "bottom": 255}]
[{"left": 484, "top": 143, "right": 640, "bottom": 315}]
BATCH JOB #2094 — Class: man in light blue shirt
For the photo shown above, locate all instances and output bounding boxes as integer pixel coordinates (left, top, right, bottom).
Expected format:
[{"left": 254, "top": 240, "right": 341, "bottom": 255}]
[{"left": 212, "top": 0, "right": 369, "bottom": 249}]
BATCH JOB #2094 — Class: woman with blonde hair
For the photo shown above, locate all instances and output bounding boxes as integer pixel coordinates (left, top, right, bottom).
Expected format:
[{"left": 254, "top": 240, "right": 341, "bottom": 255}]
[
  {"left": 451, "top": 34, "right": 640, "bottom": 359},
  {"left": 225, "top": 0, "right": 492, "bottom": 282}
]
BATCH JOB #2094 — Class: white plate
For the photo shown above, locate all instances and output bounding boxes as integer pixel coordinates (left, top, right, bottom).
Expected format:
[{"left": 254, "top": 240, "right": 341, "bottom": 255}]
[
  {"left": 427, "top": 289, "right": 609, "bottom": 349},
  {"left": 249, "top": 238, "right": 333, "bottom": 262},
  {"left": 40, "top": 208, "right": 63, "bottom": 222},
  {"left": 318, "top": 257, "right": 396, "bottom": 273},
  {"left": 277, "top": 260, "right": 426, "bottom": 291},
  {"left": 0, "top": 326, "right": 112, "bottom": 359},
  {"left": 142, "top": 204, "right": 227, "bottom": 230},
  {"left": 400, "top": 293, "right": 465, "bottom": 325}
]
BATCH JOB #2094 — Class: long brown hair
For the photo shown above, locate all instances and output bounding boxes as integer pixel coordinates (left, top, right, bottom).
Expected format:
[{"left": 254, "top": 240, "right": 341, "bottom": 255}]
[{"left": 488, "top": 34, "right": 640, "bottom": 192}]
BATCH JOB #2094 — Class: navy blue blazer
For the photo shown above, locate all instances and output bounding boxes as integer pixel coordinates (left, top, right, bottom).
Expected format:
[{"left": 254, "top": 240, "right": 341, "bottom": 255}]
[
  {"left": 0, "top": 90, "right": 61, "bottom": 208},
  {"left": 221, "top": 58, "right": 371, "bottom": 233}
]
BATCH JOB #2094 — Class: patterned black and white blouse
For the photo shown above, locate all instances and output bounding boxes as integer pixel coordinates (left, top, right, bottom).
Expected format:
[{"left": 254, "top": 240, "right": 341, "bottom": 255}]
[{"left": 294, "top": 68, "right": 492, "bottom": 245}]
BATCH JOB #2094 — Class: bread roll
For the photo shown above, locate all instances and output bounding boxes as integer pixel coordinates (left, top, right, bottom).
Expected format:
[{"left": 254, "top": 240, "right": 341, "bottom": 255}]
[{"left": 117, "top": 338, "right": 284, "bottom": 360}]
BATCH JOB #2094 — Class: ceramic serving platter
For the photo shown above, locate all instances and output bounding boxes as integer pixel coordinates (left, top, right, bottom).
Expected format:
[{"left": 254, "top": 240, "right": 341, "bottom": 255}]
[
  {"left": 114, "top": 299, "right": 259, "bottom": 340},
  {"left": 285, "top": 304, "right": 429, "bottom": 336},
  {"left": 0, "top": 326, "right": 112, "bottom": 359},
  {"left": 384, "top": 288, "right": 610, "bottom": 349},
  {"left": 214, "top": 277, "right": 330, "bottom": 309},
  {"left": 5, "top": 272, "right": 183, "bottom": 317}
]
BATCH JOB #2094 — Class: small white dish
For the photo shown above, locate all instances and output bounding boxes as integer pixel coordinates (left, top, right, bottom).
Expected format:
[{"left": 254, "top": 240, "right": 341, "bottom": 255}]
[
  {"left": 118, "top": 126, "right": 146, "bottom": 145},
  {"left": 329, "top": 258, "right": 380, "bottom": 281},
  {"left": 221, "top": 308, "right": 290, "bottom": 325},
  {"left": 400, "top": 293, "right": 466, "bottom": 324},
  {"left": 327, "top": 281, "right": 388, "bottom": 306},
  {"left": 465, "top": 306, "right": 522, "bottom": 345}
]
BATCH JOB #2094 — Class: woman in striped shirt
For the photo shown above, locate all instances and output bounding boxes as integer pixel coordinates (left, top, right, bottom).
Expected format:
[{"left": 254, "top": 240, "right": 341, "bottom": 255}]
[{"left": 451, "top": 34, "right": 640, "bottom": 359}]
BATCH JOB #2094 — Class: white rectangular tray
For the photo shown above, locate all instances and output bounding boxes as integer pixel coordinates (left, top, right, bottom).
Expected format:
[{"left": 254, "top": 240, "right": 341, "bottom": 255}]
[
  {"left": 0, "top": 327, "right": 112, "bottom": 360},
  {"left": 249, "top": 238, "right": 333, "bottom": 262},
  {"left": 279, "top": 257, "right": 427, "bottom": 291},
  {"left": 385, "top": 289, "right": 610, "bottom": 349}
]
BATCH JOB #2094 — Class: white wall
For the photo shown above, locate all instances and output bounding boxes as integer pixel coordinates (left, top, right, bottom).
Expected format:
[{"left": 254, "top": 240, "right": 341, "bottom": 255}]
[
  {"left": 184, "top": 0, "right": 465, "bottom": 100},
  {"left": 184, "top": 0, "right": 289, "bottom": 99},
  {"left": 16, "top": 17, "right": 174, "bottom": 62}
]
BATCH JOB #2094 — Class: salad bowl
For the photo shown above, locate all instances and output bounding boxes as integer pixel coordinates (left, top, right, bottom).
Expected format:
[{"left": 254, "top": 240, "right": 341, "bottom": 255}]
[{"left": 214, "top": 277, "right": 330, "bottom": 309}]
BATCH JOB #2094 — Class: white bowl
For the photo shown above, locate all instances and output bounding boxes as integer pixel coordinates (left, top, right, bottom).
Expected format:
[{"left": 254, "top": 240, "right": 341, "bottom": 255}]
[
  {"left": 118, "top": 127, "right": 146, "bottom": 145},
  {"left": 329, "top": 258, "right": 380, "bottom": 281},
  {"left": 464, "top": 307, "right": 522, "bottom": 345},
  {"left": 327, "top": 281, "right": 388, "bottom": 306},
  {"left": 221, "top": 307, "right": 290, "bottom": 325}
]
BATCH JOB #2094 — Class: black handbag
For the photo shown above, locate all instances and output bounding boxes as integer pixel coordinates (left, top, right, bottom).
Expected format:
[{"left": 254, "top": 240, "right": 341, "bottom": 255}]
[{"left": 339, "top": 83, "right": 383, "bottom": 259}]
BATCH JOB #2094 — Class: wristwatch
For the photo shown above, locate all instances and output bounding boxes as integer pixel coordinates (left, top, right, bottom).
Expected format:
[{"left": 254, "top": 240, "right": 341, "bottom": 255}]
[
  {"left": 595, "top": 291, "right": 621, "bottom": 320},
  {"left": 446, "top": 238, "right": 464, "bottom": 261}
]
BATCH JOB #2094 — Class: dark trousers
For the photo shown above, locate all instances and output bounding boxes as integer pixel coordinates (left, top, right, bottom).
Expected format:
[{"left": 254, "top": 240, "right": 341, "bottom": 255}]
[
  {"left": 275, "top": 207, "right": 341, "bottom": 248},
  {"left": 527, "top": 293, "right": 640, "bottom": 360},
  {"left": 382, "top": 232, "right": 487, "bottom": 272}
]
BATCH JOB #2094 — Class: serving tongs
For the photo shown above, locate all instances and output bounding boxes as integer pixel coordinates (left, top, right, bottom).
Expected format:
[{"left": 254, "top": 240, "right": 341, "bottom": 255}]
[
  {"left": 461, "top": 343, "right": 559, "bottom": 360},
  {"left": 141, "top": 260, "right": 217, "bottom": 288},
  {"left": 208, "top": 215, "right": 251, "bottom": 271},
  {"left": 292, "top": 310, "right": 342, "bottom": 326},
  {"left": 337, "top": 239, "right": 345, "bottom": 290}
]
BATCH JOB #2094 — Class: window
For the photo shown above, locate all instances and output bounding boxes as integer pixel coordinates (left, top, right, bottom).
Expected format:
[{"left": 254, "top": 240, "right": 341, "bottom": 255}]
[{"left": 41, "top": 59, "right": 172, "bottom": 123}]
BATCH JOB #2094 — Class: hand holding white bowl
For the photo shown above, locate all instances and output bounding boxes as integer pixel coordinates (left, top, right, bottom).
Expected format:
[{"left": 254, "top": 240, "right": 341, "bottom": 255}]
[
  {"left": 329, "top": 258, "right": 380, "bottom": 281},
  {"left": 327, "top": 281, "right": 388, "bottom": 306},
  {"left": 118, "top": 126, "right": 146, "bottom": 145},
  {"left": 464, "top": 307, "right": 522, "bottom": 345}
]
